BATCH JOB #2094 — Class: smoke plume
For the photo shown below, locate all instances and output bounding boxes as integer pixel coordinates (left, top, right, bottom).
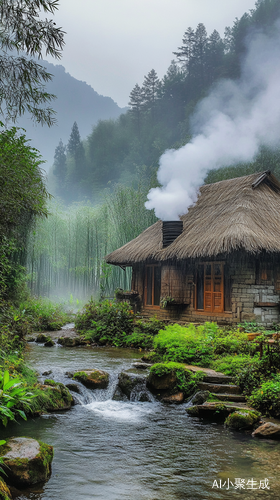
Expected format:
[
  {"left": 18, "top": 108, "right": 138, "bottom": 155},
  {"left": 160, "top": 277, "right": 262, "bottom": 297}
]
[{"left": 145, "top": 23, "right": 280, "bottom": 220}]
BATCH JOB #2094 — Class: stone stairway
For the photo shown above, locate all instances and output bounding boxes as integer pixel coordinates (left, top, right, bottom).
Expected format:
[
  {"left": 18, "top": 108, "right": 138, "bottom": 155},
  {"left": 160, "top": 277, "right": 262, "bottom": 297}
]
[{"left": 184, "top": 365, "right": 247, "bottom": 405}]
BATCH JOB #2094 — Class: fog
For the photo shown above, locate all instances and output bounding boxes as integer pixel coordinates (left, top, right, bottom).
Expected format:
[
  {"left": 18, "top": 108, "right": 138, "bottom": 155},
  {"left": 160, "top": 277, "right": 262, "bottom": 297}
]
[{"left": 145, "top": 22, "right": 280, "bottom": 220}]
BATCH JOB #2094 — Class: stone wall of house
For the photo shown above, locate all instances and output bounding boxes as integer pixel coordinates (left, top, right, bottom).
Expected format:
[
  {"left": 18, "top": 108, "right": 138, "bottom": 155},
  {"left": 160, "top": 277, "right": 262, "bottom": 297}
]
[{"left": 133, "top": 258, "right": 280, "bottom": 326}]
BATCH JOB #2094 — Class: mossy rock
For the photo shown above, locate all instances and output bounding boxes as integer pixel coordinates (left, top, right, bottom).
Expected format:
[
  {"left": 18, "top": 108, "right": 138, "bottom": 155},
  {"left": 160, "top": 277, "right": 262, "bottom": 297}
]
[
  {"left": 186, "top": 405, "right": 200, "bottom": 416},
  {"left": 225, "top": 410, "right": 261, "bottom": 430},
  {"left": 35, "top": 333, "right": 49, "bottom": 343},
  {"left": 41, "top": 380, "right": 73, "bottom": 410},
  {"left": 44, "top": 339, "right": 55, "bottom": 347},
  {"left": 0, "top": 438, "right": 53, "bottom": 487},
  {"left": 73, "top": 370, "right": 109, "bottom": 389},
  {"left": 118, "top": 372, "right": 146, "bottom": 398},
  {"left": 0, "top": 479, "right": 12, "bottom": 500}
]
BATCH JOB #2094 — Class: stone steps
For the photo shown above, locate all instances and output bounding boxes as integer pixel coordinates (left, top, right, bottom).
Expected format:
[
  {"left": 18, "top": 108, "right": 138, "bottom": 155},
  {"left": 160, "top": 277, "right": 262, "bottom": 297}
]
[
  {"left": 211, "top": 393, "right": 247, "bottom": 403},
  {"left": 187, "top": 401, "right": 253, "bottom": 420},
  {"left": 197, "top": 381, "right": 241, "bottom": 394}
]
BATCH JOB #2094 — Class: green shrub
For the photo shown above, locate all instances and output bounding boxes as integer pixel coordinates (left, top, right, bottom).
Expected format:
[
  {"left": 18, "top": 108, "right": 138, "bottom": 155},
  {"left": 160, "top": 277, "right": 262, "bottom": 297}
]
[
  {"left": 211, "top": 354, "right": 256, "bottom": 376},
  {"left": 75, "top": 299, "right": 165, "bottom": 348},
  {"left": 0, "top": 370, "right": 34, "bottom": 426},
  {"left": 75, "top": 299, "right": 134, "bottom": 343},
  {"left": 153, "top": 322, "right": 251, "bottom": 366},
  {"left": 247, "top": 375, "right": 280, "bottom": 417},
  {"left": 21, "top": 296, "right": 71, "bottom": 331}
]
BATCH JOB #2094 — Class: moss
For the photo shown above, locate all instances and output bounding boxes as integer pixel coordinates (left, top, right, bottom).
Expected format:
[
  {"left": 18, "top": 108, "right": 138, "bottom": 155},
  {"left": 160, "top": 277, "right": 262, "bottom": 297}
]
[
  {"left": 0, "top": 479, "right": 12, "bottom": 500},
  {"left": 2, "top": 439, "right": 53, "bottom": 487},
  {"left": 73, "top": 370, "right": 109, "bottom": 388},
  {"left": 225, "top": 410, "right": 261, "bottom": 430}
]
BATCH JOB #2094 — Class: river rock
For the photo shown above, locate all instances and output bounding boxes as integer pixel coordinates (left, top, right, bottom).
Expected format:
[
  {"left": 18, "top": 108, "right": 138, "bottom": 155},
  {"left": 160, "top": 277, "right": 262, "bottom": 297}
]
[
  {"left": 118, "top": 372, "right": 146, "bottom": 398},
  {"left": 65, "top": 383, "right": 81, "bottom": 394},
  {"left": 58, "top": 336, "right": 83, "bottom": 347},
  {"left": 132, "top": 362, "right": 153, "bottom": 370},
  {"left": 147, "top": 371, "right": 177, "bottom": 392},
  {"left": 0, "top": 479, "right": 12, "bottom": 500},
  {"left": 35, "top": 333, "right": 49, "bottom": 343},
  {"left": 42, "top": 370, "right": 52, "bottom": 376},
  {"left": 112, "top": 386, "right": 128, "bottom": 401},
  {"left": 41, "top": 380, "right": 73, "bottom": 410},
  {"left": 0, "top": 438, "right": 53, "bottom": 487},
  {"left": 162, "top": 392, "right": 184, "bottom": 404},
  {"left": 192, "top": 391, "right": 210, "bottom": 405},
  {"left": 252, "top": 422, "right": 280, "bottom": 439},
  {"left": 44, "top": 339, "right": 55, "bottom": 347},
  {"left": 225, "top": 410, "right": 261, "bottom": 430},
  {"left": 73, "top": 369, "right": 109, "bottom": 388}
]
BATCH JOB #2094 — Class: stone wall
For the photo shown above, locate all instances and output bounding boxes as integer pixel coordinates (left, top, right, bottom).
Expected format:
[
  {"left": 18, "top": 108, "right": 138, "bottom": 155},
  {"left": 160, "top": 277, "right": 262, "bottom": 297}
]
[{"left": 133, "top": 257, "right": 280, "bottom": 326}]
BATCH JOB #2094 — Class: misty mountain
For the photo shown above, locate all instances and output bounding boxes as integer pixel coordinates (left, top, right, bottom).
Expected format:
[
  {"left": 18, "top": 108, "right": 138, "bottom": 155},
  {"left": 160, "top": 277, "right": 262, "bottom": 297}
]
[{"left": 16, "top": 60, "right": 127, "bottom": 169}]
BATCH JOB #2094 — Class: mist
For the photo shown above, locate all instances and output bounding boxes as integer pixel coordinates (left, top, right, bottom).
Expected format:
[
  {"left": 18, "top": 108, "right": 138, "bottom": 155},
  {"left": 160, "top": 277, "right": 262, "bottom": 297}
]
[{"left": 145, "top": 22, "right": 280, "bottom": 220}]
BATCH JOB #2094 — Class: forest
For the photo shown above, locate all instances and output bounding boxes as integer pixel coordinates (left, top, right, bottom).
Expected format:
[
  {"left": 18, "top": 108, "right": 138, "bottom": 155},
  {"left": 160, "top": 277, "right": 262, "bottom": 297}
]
[
  {"left": 29, "top": 0, "right": 280, "bottom": 299},
  {"left": 2, "top": 0, "right": 280, "bottom": 304}
]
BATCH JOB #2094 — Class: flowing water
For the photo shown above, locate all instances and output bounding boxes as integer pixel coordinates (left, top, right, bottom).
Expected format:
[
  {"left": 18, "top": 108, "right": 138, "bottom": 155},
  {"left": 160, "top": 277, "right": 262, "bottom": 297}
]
[{"left": 3, "top": 340, "right": 280, "bottom": 500}]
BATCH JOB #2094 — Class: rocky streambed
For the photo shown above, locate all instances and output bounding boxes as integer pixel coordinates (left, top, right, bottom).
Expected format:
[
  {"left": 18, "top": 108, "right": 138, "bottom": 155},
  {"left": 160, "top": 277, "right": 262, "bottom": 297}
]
[{"left": 2, "top": 325, "right": 280, "bottom": 499}]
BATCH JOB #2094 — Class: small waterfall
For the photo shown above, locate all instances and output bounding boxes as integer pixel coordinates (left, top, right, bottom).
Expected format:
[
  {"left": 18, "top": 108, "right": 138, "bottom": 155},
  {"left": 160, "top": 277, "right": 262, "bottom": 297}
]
[{"left": 130, "top": 383, "right": 155, "bottom": 402}]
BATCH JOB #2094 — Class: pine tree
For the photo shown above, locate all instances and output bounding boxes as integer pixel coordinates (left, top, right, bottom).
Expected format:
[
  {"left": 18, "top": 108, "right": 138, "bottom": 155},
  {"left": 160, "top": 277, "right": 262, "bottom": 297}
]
[
  {"left": 53, "top": 139, "right": 67, "bottom": 182},
  {"left": 67, "top": 122, "right": 86, "bottom": 184},
  {"left": 173, "top": 27, "right": 196, "bottom": 76},
  {"left": 129, "top": 84, "right": 144, "bottom": 135},
  {"left": 142, "top": 69, "right": 161, "bottom": 122}
]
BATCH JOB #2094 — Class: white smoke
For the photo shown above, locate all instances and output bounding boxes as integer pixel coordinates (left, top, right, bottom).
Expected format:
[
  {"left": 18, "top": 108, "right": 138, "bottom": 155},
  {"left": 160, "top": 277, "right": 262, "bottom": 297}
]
[{"left": 145, "top": 23, "right": 280, "bottom": 220}]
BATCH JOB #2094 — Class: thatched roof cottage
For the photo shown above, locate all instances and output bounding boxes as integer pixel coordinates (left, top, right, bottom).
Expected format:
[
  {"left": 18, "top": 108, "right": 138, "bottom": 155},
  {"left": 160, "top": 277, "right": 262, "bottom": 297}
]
[{"left": 105, "top": 171, "right": 280, "bottom": 326}]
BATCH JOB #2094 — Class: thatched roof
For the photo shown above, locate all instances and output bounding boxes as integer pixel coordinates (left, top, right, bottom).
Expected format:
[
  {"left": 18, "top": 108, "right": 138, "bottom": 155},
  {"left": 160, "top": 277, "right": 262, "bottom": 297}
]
[{"left": 105, "top": 171, "right": 280, "bottom": 265}]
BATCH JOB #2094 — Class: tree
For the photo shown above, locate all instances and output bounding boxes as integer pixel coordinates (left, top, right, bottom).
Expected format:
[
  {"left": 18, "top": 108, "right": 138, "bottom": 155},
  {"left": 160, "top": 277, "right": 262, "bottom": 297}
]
[
  {"left": 142, "top": 69, "right": 161, "bottom": 123},
  {"left": 0, "top": 125, "right": 49, "bottom": 298},
  {"left": 173, "top": 27, "right": 196, "bottom": 76},
  {"left": 0, "top": 0, "right": 64, "bottom": 126},
  {"left": 67, "top": 122, "right": 86, "bottom": 184},
  {"left": 129, "top": 83, "right": 144, "bottom": 135},
  {"left": 53, "top": 139, "right": 67, "bottom": 188}
]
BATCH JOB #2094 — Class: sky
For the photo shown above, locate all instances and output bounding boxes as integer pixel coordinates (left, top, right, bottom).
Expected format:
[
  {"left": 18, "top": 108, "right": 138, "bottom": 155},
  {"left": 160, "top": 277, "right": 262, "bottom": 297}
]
[{"left": 45, "top": 0, "right": 257, "bottom": 108}]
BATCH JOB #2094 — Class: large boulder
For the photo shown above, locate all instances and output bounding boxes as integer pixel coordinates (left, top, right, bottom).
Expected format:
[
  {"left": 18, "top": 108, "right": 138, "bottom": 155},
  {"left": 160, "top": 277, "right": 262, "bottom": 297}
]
[
  {"left": 73, "top": 370, "right": 109, "bottom": 389},
  {"left": 58, "top": 337, "right": 86, "bottom": 347},
  {"left": 35, "top": 333, "right": 49, "bottom": 343},
  {"left": 225, "top": 410, "right": 261, "bottom": 430},
  {"left": 147, "top": 371, "right": 177, "bottom": 392},
  {"left": 252, "top": 422, "right": 280, "bottom": 439},
  {"left": 0, "top": 438, "right": 53, "bottom": 487},
  {"left": 118, "top": 372, "right": 146, "bottom": 398},
  {"left": 41, "top": 380, "right": 73, "bottom": 411},
  {"left": 0, "top": 479, "right": 12, "bottom": 500}
]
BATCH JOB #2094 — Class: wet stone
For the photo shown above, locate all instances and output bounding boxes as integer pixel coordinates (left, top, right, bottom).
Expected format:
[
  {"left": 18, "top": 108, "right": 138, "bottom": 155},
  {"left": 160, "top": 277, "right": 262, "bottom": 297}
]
[
  {"left": 44, "top": 339, "right": 55, "bottom": 347},
  {"left": 73, "top": 369, "right": 109, "bottom": 389},
  {"left": 0, "top": 438, "right": 53, "bottom": 488},
  {"left": 65, "top": 383, "right": 81, "bottom": 394},
  {"left": 35, "top": 333, "right": 49, "bottom": 343},
  {"left": 162, "top": 392, "right": 184, "bottom": 404},
  {"left": 252, "top": 422, "right": 280, "bottom": 439},
  {"left": 118, "top": 372, "right": 147, "bottom": 398},
  {"left": 192, "top": 391, "right": 210, "bottom": 405}
]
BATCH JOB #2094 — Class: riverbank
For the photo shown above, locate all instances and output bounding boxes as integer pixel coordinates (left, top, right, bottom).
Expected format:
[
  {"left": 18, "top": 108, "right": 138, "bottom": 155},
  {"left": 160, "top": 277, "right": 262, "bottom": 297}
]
[{"left": 2, "top": 341, "right": 280, "bottom": 500}]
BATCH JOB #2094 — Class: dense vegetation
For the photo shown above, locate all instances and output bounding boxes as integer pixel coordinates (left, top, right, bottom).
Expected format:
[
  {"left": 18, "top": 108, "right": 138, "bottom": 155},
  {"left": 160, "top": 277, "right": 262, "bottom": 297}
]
[
  {"left": 76, "top": 299, "right": 280, "bottom": 416},
  {"left": 51, "top": 0, "right": 280, "bottom": 202}
]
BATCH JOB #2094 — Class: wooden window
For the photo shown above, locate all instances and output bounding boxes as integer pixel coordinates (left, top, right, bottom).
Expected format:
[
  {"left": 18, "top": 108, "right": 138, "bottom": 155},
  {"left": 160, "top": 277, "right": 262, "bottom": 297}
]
[
  {"left": 145, "top": 265, "right": 161, "bottom": 307},
  {"left": 256, "top": 261, "right": 272, "bottom": 284},
  {"left": 196, "top": 262, "right": 225, "bottom": 313}
]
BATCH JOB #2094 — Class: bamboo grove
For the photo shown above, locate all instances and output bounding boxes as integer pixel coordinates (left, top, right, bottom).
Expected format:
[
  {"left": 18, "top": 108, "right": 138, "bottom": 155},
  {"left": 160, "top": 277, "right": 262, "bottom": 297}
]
[{"left": 26, "top": 182, "right": 157, "bottom": 300}]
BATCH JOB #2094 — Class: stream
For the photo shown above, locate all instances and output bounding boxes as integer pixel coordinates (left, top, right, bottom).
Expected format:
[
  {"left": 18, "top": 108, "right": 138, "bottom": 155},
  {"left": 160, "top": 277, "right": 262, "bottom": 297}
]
[{"left": 3, "top": 336, "right": 280, "bottom": 500}]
